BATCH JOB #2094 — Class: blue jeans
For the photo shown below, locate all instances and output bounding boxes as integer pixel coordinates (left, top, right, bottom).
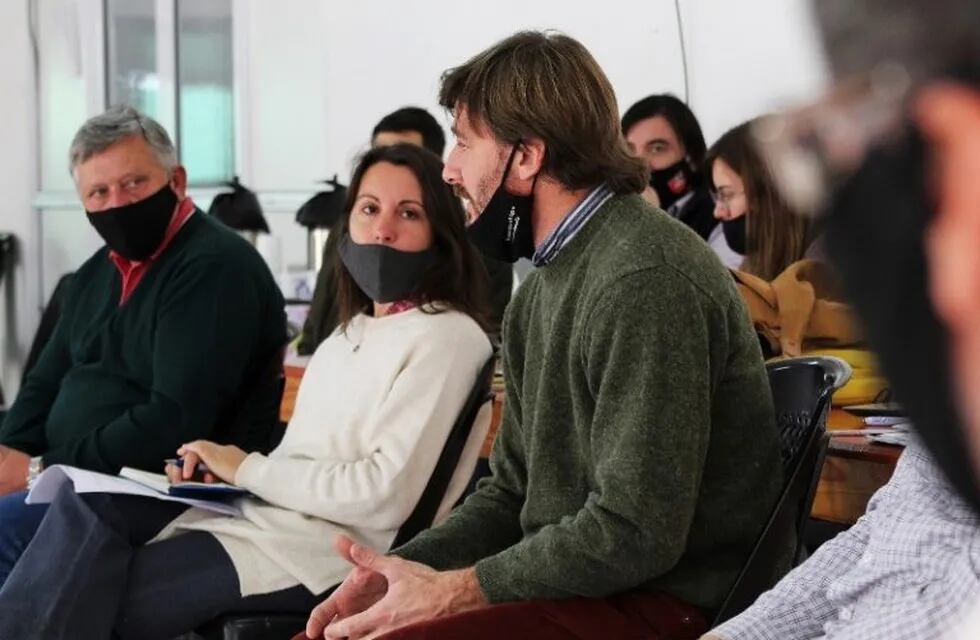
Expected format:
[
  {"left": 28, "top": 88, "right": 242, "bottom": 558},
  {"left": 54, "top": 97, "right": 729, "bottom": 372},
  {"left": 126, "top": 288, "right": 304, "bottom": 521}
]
[{"left": 0, "top": 490, "right": 49, "bottom": 587}]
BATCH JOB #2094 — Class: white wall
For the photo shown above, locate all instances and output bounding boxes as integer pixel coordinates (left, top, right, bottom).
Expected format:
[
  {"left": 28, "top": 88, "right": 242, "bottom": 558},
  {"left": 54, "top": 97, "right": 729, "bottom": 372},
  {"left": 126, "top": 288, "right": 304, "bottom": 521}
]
[
  {"left": 0, "top": 1, "right": 39, "bottom": 400},
  {"left": 313, "top": 0, "right": 686, "bottom": 178},
  {"left": 684, "top": 0, "right": 829, "bottom": 144},
  {"left": 245, "top": 0, "right": 827, "bottom": 178}
]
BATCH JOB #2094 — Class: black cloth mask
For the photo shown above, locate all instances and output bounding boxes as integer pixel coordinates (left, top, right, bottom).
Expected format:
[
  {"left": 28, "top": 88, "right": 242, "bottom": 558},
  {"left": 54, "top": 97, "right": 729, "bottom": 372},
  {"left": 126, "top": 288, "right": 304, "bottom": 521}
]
[
  {"left": 466, "top": 146, "right": 536, "bottom": 263},
  {"left": 86, "top": 184, "right": 178, "bottom": 261},
  {"left": 722, "top": 216, "right": 747, "bottom": 255},
  {"left": 339, "top": 234, "right": 437, "bottom": 303},
  {"left": 823, "top": 124, "right": 980, "bottom": 513},
  {"left": 650, "top": 159, "right": 696, "bottom": 210}
]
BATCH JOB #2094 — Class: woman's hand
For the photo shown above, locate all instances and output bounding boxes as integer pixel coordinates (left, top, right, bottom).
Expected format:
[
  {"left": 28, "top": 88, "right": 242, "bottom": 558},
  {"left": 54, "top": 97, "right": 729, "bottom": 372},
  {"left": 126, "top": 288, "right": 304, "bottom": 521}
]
[
  {"left": 172, "top": 441, "right": 248, "bottom": 485},
  {"left": 164, "top": 449, "right": 217, "bottom": 484}
]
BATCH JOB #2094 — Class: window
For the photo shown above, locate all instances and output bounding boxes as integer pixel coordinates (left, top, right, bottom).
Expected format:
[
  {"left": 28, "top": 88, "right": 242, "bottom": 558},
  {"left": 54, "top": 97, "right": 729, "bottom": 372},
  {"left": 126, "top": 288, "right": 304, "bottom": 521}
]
[
  {"left": 35, "top": 0, "right": 101, "bottom": 192},
  {"left": 176, "top": 2, "right": 234, "bottom": 184},
  {"left": 105, "top": 0, "right": 234, "bottom": 185},
  {"left": 106, "top": 0, "right": 159, "bottom": 118}
]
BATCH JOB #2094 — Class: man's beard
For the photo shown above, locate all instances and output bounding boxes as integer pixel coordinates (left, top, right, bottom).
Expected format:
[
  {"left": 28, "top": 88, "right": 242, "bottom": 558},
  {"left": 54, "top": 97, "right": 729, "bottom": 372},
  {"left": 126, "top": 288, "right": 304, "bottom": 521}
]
[{"left": 454, "top": 157, "right": 507, "bottom": 223}]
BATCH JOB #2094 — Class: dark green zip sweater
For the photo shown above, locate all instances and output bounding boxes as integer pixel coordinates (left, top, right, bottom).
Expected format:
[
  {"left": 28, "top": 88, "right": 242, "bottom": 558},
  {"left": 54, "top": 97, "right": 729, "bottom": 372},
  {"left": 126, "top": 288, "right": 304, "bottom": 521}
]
[
  {"left": 394, "top": 194, "right": 782, "bottom": 611},
  {"left": 0, "top": 212, "right": 287, "bottom": 473}
]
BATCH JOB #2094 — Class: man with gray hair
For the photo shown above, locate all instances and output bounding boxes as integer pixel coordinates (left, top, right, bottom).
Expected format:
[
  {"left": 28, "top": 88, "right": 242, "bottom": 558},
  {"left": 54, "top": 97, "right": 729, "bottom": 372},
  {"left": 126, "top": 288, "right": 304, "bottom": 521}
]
[{"left": 0, "top": 105, "right": 286, "bottom": 569}]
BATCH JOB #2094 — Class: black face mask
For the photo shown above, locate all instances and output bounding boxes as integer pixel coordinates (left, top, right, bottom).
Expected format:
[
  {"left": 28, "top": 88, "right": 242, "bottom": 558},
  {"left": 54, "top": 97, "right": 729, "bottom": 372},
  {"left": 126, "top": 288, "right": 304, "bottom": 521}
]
[
  {"left": 823, "top": 124, "right": 980, "bottom": 512},
  {"left": 650, "top": 159, "right": 696, "bottom": 210},
  {"left": 466, "top": 146, "right": 536, "bottom": 263},
  {"left": 339, "top": 234, "right": 438, "bottom": 304},
  {"left": 722, "top": 216, "right": 747, "bottom": 255},
  {"left": 86, "top": 184, "right": 178, "bottom": 261}
]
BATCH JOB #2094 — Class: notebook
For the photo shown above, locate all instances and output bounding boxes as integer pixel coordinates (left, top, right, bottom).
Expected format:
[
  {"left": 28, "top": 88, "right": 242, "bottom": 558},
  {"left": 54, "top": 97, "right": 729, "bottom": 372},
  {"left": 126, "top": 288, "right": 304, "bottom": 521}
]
[
  {"left": 120, "top": 467, "right": 250, "bottom": 500},
  {"left": 26, "top": 465, "right": 243, "bottom": 517},
  {"left": 842, "top": 402, "right": 906, "bottom": 418}
]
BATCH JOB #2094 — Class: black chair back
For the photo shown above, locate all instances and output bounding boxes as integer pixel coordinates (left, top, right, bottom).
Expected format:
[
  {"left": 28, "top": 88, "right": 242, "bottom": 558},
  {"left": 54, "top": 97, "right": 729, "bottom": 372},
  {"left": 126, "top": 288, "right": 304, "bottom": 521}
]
[
  {"left": 0, "top": 233, "right": 14, "bottom": 406},
  {"left": 390, "top": 356, "right": 496, "bottom": 548},
  {"left": 712, "top": 356, "right": 852, "bottom": 626},
  {"left": 23, "top": 273, "right": 74, "bottom": 380}
]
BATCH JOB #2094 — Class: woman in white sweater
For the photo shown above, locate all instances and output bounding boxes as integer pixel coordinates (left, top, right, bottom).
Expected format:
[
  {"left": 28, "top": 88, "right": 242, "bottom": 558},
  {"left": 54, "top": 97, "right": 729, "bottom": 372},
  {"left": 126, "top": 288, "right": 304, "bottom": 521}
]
[{"left": 0, "top": 144, "right": 494, "bottom": 640}]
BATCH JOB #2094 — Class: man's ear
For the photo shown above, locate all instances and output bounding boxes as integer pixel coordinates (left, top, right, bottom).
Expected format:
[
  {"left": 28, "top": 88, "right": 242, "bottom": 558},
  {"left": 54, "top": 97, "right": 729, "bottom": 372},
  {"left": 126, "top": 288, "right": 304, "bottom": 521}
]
[
  {"left": 169, "top": 165, "right": 189, "bottom": 200},
  {"left": 514, "top": 138, "right": 546, "bottom": 182},
  {"left": 917, "top": 83, "right": 980, "bottom": 332}
]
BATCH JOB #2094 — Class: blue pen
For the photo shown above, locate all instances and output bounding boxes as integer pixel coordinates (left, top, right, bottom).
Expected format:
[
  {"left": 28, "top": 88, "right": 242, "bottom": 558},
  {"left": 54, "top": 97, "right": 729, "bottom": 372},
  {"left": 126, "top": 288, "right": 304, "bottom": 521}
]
[{"left": 164, "top": 458, "right": 209, "bottom": 473}]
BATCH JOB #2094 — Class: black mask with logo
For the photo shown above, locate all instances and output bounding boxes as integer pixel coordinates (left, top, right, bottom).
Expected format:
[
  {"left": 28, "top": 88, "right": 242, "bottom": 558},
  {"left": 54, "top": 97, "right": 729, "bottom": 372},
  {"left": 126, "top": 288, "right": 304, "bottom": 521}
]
[
  {"left": 466, "top": 146, "right": 536, "bottom": 263},
  {"left": 86, "top": 184, "right": 178, "bottom": 261},
  {"left": 822, "top": 124, "right": 980, "bottom": 512},
  {"left": 339, "top": 234, "right": 438, "bottom": 303},
  {"left": 722, "top": 216, "right": 747, "bottom": 255},
  {"left": 650, "top": 159, "right": 697, "bottom": 211}
]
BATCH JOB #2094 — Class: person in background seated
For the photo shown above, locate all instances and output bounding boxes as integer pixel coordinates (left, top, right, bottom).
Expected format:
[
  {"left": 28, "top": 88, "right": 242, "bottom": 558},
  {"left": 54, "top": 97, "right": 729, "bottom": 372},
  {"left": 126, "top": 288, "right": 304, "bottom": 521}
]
[
  {"left": 706, "top": 120, "right": 812, "bottom": 280},
  {"left": 622, "top": 94, "right": 720, "bottom": 244},
  {"left": 371, "top": 106, "right": 448, "bottom": 154},
  {"left": 299, "top": 105, "right": 512, "bottom": 354},
  {"left": 0, "top": 143, "right": 494, "bottom": 640},
  {"left": 0, "top": 105, "right": 286, "bottom": 560},
  {"left": 301, "top": 31, "right": 782, "bottom": 640}
]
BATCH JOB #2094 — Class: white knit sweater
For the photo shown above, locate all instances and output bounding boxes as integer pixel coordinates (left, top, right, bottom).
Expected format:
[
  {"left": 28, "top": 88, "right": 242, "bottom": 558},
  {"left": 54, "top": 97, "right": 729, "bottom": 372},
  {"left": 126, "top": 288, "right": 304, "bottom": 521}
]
[{"left": 153, "top": 307, "right": 492, "bottom": 596}]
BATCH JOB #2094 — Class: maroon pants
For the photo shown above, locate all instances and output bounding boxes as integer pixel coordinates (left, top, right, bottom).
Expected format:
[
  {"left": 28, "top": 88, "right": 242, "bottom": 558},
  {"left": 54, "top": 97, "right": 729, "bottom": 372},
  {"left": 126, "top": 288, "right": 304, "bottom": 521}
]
[{"left": 296, "top": 591, "right": 707, "bottom": 640}]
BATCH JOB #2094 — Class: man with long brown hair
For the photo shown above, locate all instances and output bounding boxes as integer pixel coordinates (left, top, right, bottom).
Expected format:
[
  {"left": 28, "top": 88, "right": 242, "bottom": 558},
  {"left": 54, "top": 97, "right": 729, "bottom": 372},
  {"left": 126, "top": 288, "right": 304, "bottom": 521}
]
[{"left": 301, "top": 31, "right": 782, "bottom": 640}]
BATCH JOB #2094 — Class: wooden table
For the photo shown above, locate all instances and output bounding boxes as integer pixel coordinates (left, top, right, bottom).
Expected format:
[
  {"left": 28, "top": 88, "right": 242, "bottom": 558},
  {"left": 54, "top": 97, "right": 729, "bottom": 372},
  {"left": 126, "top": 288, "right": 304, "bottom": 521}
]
[
  {"left": 810, "top": 410, "right": 904, "bottom": 525},
  {"left": 826, "top": 436, "right": 904, "bottom": 466},
  {"left": 279, "top": 364, "right": 306, "bottom": 423},
  {"left": 480, "top": 387, "right": 506, "bottom": 458}
]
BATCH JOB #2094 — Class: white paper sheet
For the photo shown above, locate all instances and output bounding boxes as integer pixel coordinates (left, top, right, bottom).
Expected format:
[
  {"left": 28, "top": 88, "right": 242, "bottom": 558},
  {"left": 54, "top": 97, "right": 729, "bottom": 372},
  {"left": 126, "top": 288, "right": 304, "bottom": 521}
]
[{"left": 26, "top": 465, "right": 242, "bottom": 517}]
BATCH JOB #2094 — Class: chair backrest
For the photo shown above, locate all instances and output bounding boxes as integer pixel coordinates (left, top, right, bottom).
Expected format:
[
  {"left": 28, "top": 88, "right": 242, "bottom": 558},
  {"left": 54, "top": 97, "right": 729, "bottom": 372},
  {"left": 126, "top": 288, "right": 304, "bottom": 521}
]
[
  {"left": 389, "top": 356, "right": 496, "bottom": 549},
  {"left": 0, "top": 234, "right": 14, "bottom": 406},
  {"left": 769, "top": 356, "right": 851, "bottom": 472},
  {"left": 712, "top": 356, "right": 852, "bottom": 626},
  {"left": 22, "top": 272, "right": 74, "bottom": 381}
]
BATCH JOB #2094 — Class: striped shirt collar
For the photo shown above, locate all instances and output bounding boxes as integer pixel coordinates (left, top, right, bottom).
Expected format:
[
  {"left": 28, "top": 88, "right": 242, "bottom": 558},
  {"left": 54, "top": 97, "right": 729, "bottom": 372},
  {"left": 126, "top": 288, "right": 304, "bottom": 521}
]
[{"left": 531, "top": 183, "right": 614, "bottom": 267}]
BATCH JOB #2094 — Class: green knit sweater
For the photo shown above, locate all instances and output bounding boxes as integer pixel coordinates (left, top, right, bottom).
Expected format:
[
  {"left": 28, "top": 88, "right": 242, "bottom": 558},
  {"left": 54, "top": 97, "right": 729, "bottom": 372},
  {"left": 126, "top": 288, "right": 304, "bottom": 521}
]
[
  {"left": 0, "top": 212, "right": 286, "bottom": 473},
  {"left": 394, "top": 194, "right": 782, "bottom": 611}
]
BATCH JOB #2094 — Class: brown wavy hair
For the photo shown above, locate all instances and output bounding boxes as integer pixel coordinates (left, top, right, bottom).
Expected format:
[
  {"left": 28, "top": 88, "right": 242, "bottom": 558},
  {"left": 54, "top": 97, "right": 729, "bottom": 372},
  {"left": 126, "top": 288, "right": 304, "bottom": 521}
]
[
  {"left": 706, "top": 120, "right": 810, "bottom": 280},
  {"left": 439, "top": 30, "right": 648, "bottom": 195},
  {"left": 333, "top": 143, "right": 493, "bottom": 332}
]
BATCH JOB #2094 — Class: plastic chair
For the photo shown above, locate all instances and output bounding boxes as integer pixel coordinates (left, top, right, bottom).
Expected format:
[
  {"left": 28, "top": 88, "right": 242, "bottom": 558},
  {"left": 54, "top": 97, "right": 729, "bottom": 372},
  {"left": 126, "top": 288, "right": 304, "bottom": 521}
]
[
  {"left": 711, "top": 356, "right": 852, "bottom": 626},
  {"left": 0, "top": 233, "right": 15, "bottom": 407}
]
